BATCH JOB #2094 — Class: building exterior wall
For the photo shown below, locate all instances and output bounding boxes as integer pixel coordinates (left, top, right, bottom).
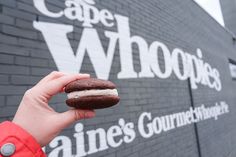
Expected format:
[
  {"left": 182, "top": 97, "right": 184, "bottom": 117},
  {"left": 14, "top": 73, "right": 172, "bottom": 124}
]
[
  {"left": 1, "top": 0, "right": 236, "bottom": 157},
  {"left": 220, "top": 0, "right": 236, "bottom": 34}
]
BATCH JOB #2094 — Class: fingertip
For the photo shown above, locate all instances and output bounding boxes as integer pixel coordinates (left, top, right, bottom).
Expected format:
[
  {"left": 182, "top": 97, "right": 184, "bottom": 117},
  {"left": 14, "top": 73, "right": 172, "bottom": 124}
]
[
  {"left": 72, "top": 74, "right": 90, "bottom": 82},
  {"left": 91, "top": 110, "right": 96, "bottom": 117},
  {"left": 66, "top": 73, "right": 90, "bottom": 80},
  {"left": 50, "top": 71, "right": 67, "bottom": 76},
  {"left": 78, "top": 73, "right": 90, "bottom": 78},
  {"left": 85, "top": 110, "right": 96, "bottom": 119}
]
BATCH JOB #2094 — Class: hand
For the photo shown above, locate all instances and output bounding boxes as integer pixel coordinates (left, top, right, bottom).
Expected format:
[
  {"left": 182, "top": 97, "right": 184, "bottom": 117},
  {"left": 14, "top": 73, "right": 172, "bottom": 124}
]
[{"left": 12, "top": 71, "right": 95, "bottom": 147}]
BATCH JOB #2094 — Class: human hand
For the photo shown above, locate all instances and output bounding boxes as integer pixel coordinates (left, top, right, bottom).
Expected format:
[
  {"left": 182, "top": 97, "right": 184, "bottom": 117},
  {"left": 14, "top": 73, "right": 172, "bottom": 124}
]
[{"left": 12, "top": 71, "right": 95, "bottom": 147}]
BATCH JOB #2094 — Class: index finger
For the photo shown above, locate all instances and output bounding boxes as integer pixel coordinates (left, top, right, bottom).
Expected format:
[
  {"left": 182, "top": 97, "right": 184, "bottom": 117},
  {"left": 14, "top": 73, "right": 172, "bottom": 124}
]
[
  {"left": 36, "top": 71, "right": 67, "bottom": 86},
  {"left": 36, "top": 73, "right": 90, "bottom": 100}
]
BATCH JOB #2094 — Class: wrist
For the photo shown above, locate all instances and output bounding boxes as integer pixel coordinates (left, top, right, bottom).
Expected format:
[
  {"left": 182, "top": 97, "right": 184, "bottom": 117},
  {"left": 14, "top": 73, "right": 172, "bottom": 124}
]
[{"left": 12, "top": 118, "right": 42, "bottom": 146}]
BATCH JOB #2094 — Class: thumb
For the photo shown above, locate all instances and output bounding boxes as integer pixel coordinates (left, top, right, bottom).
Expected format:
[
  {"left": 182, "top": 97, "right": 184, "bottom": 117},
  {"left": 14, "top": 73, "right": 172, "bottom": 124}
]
[{"left": 57, "top": 109, "right": 95, "bottom": 129}]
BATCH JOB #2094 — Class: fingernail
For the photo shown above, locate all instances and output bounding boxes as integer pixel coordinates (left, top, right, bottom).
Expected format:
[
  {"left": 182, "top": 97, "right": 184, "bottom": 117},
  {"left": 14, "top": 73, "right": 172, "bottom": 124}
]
[
  {"left": 80, "top": 73, "right": 90, "bottom": 76},
  {"left": 78, "top": 74, "right": 90, "bottom": 78}
]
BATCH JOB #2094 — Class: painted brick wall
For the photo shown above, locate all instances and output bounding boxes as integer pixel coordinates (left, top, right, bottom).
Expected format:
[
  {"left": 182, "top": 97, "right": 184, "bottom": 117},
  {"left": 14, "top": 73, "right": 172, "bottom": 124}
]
[
  {"left": 220, "top": 0, "right": 236, "bottom": 35},
  {"left": 1, "top": 0, "right": 236, "bottom": 157}
]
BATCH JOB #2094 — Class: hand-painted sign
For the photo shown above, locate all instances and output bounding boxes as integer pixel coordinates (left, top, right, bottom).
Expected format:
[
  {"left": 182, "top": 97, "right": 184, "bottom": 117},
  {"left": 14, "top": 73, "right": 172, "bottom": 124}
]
[{"left": 33, "top": 0, "right": 222, "bottom": 91}]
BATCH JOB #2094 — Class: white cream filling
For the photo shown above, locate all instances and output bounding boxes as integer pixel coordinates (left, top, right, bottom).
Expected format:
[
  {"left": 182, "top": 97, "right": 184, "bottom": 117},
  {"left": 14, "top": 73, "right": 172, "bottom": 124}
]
[{"left": 67, "top": 89, "right": 118, "bottom": 99}]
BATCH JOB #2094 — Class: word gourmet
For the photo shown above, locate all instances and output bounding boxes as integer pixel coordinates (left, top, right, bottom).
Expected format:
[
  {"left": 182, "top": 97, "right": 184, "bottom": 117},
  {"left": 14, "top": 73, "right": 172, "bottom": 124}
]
[{"left": 33, "top": 0, "right": 222, "bottom": 91}]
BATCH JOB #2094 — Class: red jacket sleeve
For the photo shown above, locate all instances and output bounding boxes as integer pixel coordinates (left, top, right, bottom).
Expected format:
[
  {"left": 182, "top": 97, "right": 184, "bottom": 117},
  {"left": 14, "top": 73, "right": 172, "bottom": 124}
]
[{"left": 0, "top": 121, "right": 46, "bottom": 157}]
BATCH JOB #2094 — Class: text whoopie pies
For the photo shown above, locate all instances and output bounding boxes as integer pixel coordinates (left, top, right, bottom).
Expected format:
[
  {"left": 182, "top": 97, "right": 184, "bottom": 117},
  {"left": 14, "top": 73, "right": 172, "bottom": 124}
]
[{"left": 65, "top": 78, "right": 120, "bottom": 109}]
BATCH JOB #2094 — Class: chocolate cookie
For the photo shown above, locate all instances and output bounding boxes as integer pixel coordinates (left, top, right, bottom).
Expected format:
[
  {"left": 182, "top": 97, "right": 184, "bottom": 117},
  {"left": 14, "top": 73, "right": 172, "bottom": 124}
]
[{"left": 65, "top": 78, "right": 120, "bottom": 109}]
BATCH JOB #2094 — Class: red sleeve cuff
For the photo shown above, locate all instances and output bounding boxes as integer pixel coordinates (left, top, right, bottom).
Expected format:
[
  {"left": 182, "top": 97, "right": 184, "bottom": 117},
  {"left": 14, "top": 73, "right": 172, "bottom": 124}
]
[{"left": 0, "top": 121, "right": 46, "bottom": 157}]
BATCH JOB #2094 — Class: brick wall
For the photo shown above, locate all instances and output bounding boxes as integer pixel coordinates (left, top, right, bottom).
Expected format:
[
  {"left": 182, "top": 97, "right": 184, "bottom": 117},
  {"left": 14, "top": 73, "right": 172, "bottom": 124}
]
[
  {"left": 1, "top": 0, "right": 236, "bottom": 157},
  {"left": 220, "top": 0, "right": 236, "bottom": 35}
]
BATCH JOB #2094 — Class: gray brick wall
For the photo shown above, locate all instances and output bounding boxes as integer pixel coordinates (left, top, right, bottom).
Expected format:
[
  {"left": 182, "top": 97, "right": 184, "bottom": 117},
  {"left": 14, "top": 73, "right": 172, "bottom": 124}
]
[
  {"left": 1, "top": 0, "right": 236, "bottom": 157},
  {"left": 220, "top": 0, "right": 236, "bottom": 35}
]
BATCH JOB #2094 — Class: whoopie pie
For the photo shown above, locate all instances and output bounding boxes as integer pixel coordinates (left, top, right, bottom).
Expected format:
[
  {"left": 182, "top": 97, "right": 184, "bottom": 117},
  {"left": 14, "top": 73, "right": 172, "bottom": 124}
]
[{"left": 65, "top": 78, "right": 120, "bottom": 109}]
